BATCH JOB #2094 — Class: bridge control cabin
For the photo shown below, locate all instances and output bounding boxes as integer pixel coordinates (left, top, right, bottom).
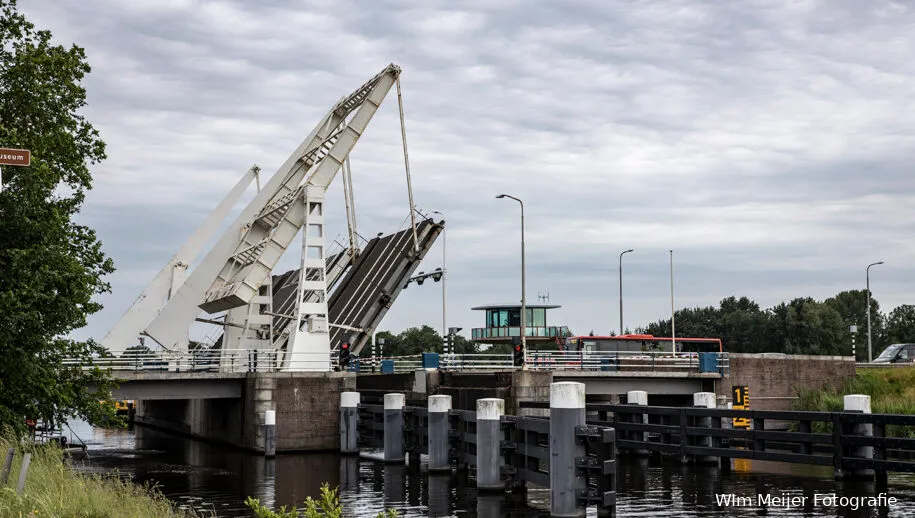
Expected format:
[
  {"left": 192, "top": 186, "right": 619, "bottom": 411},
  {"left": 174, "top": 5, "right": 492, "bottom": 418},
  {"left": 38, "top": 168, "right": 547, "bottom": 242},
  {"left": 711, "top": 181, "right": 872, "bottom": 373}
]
[{"left": 471, "top": 303, "right": 572, "bottom": 348}]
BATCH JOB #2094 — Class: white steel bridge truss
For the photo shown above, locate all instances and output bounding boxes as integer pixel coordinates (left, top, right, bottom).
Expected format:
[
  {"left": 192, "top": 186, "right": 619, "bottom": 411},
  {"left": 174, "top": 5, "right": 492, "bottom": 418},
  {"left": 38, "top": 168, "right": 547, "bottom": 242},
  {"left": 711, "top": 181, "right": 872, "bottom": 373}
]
[{"left": 99, "top": 64, "right": 418, "bottom": 371}]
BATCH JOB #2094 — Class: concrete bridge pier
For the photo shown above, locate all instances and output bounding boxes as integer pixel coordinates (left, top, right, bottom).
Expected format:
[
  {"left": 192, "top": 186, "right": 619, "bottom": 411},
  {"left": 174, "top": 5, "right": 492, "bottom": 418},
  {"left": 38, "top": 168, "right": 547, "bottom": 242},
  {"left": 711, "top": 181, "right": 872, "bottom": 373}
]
[{"left": 132, "top": 372, "right": 356, "bottom": 453}]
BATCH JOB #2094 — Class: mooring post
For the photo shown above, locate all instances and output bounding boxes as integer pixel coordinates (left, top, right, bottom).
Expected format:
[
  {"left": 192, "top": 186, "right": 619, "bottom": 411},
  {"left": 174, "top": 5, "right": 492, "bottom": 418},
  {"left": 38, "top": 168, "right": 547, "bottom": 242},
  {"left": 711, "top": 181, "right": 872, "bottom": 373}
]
[
  {"left": 16, "top": 453, "right": 31, "bottom": 494},
  {"left": 476, "top": 398, "right": 504, "bottom": 490},
  {"left": 0, "top": 448, "right": 13, "bottom": 485},
  {"left": 264, "top": 410, "right": 276, "bottom": 458},
  {"left": 844, "top": 394, "right": 874, "bottom": 479},
  {"left": 551, "top": 381, "right": 587, "bottom": 517},
  {"left": 627, "top": 390, "right": 649, "bottom": 456},
  {"left": 384, "top": 393, "right": 405, "bottom": 463},
  {"left": 340, "top": 392, "right": 360, "bottom": 455},
  {"left": 428, "top": 394, "right": 452, "bottom": 472},
  {"left": 693, "top": 392, "right": 717, "bottom": 465}
]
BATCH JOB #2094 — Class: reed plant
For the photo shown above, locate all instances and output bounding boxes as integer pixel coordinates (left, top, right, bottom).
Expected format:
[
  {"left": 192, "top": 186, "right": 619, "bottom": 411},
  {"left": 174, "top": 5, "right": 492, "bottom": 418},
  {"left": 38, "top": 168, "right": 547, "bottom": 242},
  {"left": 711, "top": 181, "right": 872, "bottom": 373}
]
[
  {"left": 245, "top": 483, "right": 398, "bottom": 518},
  {"left": 794, "top": 366, "right": 915, "bottom": 437},
  {"left": 0, "top": 433, "right": 198, "bottom": 518}
]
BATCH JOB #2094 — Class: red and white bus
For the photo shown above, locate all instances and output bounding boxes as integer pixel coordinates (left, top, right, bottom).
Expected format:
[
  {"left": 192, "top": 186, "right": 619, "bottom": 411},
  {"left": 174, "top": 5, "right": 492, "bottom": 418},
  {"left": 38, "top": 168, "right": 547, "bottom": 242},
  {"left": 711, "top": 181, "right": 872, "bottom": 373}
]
[{"left": 561, "top": 334, "right": 723, "bottom": 354}]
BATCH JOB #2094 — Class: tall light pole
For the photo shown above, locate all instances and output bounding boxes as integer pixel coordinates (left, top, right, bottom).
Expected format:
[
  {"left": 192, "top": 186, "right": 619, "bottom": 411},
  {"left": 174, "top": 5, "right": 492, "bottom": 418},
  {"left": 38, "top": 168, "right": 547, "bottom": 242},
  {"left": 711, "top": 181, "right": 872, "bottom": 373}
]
[
  {"left": 866, "top": 261, "right": 884, "bottom": 362},
  {"left": 619, "top": 249, "right": 633, "bottom": 335},
  {"left": 670, "top": 249, "right": 676, "bottom": 354},
  {"left": 496, "top": 194, "right": 526, "bottom": 364},
  {"left": 432, "top": 210, "right": 447, "bottom": 356}
]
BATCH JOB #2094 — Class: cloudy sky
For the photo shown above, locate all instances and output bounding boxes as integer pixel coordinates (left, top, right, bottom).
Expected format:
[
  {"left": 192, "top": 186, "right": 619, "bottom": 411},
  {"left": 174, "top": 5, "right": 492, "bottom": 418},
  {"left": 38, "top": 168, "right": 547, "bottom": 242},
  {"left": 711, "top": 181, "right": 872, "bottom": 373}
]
[{"left": 22, "top": 0, "right": 915, "bottom": 346}]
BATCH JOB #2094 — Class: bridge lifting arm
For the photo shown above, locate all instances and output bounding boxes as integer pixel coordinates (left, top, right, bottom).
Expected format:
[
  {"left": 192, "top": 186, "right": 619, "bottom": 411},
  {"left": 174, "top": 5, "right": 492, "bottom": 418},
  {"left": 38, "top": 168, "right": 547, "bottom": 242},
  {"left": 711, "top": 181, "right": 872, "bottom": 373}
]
[
  {"left": 99, "top": 166, "right": 259, "bottom": 354},
  {"left": 142, "top": 65, "right": 402, "bottom": 359}
]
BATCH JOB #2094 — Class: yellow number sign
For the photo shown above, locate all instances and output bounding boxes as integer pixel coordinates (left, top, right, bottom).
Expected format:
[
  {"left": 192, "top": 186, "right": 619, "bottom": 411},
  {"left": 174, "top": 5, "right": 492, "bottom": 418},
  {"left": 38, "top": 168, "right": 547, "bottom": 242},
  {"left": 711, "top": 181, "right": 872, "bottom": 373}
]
[{"left": 732, "top": 385, "right": 750, "bottom": 429}]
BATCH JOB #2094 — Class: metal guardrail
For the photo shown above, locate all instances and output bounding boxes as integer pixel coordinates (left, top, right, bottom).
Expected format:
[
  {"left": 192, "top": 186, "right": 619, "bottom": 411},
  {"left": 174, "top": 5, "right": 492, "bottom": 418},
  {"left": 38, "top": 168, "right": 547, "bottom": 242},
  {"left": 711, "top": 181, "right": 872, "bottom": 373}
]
[
  {"left": 358, "top": 403, "right": 616, "bottom": 513},
  {"left": 62, "top": 349, "right": 332, "bottom": 372},
  {"left": 61, "top": 349, "right": 729, "bottom": 375},
  {"left": 520, "top": 401, "right": 915, "bottom": 480}
]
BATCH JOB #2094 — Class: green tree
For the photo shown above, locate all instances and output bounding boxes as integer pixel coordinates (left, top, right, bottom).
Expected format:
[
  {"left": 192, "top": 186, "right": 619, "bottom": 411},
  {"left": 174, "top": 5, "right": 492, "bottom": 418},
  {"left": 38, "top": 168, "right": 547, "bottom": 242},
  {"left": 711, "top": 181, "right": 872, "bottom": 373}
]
[
  {"left": 824, "top": 289, "right": 883, "bottom": 361},
  {"left": 450, "top": 334, "right": 478, "bottom": 354},
  {"left": 398, "top": 325, "right": 443, "bottom": 354},
  {"left": 0, "top": 0, "right": 117, "bottom": 430},
  {"left": 885, "top": 305, "right": 915, "bottom": 345}
]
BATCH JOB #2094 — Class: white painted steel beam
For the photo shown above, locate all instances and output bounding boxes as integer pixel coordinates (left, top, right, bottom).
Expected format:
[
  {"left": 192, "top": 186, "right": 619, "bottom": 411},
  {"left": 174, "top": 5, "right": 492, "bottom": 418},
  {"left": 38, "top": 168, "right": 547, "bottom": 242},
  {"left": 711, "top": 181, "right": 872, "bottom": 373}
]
[{"left": 99, "top": 166, "right": 258, "bottom": 354}]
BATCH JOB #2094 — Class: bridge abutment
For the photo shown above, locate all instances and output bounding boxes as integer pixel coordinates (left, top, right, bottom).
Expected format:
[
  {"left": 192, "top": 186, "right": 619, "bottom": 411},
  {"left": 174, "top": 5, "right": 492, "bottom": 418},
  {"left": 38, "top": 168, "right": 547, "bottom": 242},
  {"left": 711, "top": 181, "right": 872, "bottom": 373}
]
[{"left": 133, "top": 372, "right": 356, "bottom": 453}]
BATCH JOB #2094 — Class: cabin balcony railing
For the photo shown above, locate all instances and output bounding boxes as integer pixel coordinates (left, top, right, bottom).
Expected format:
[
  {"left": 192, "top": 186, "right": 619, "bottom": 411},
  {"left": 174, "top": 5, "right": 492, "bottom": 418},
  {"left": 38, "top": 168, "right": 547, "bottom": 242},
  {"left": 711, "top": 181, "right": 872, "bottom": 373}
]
[{"left": 471, "top": 326, "right": 572, "bottom": 340}]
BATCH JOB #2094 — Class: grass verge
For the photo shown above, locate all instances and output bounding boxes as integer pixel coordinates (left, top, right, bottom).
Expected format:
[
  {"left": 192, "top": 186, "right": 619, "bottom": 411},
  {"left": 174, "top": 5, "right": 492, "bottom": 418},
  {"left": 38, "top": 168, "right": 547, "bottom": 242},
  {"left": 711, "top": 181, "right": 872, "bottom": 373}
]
[
  {"left": 0, "top": 434, "right": 198, "bottom": 518},
  {"left": 794, "top": 366, "right": 915, "bottom": 437}
]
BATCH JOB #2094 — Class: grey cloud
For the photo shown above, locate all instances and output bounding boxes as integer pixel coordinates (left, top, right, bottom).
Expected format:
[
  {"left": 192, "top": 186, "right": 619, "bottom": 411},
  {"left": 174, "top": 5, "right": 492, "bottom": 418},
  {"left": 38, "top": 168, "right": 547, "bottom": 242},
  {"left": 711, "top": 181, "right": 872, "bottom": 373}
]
[{"left": 23, "top": 0, "right": 915, "bottom": 345}]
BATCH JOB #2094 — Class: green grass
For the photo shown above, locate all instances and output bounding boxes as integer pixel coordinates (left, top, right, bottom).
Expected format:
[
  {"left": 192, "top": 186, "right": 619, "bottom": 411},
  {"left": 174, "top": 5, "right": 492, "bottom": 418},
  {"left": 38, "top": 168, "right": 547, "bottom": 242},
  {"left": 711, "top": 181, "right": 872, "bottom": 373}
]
[
  {"left": 794, "top": 366, "right": 915, "bottom": 437},
  {"left": 0, "top": 435, "right": 198, "bottom": 518}
]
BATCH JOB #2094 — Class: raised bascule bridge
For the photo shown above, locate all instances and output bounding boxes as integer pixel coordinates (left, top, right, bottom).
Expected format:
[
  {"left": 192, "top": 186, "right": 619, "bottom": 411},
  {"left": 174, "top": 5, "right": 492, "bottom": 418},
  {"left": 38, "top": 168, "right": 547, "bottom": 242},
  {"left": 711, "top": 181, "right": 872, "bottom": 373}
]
[
  {"left": 99, "top": 63, "right": 441, "bottom": 372},
  {"left": 74, "top": 65, "right": 859, "bottom": 456}
]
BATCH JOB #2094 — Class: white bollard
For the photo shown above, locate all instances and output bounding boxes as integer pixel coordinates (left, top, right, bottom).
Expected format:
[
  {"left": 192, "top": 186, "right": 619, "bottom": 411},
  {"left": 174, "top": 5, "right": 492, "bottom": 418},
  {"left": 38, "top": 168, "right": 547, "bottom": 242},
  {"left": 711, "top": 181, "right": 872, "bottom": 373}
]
[
  {"left": 627, "top": 390, "right": 649, "bottom": 456},
  {"left": 264, "top": 410, "right": 276, "bottom": 458},
  {"left": 428, "top": 395, "right": 452, "bottom": 472},
  {"left": 340, "top": 392, "right": 360, "bottom": 455},
  {"left": 843, "top": 394, "right": 874, "bottom": 479},
  {"left": 384, "top": 393, "right": 405, "bottom": 463},
  {"left": 551, "top": 382, "right": 587, "bottom": 517},
  {"left": 693, "top": 392, "right": 717, "bottom": 465},
  {"left": 476, "top": 398, "right": 504, "bottom": 490}
]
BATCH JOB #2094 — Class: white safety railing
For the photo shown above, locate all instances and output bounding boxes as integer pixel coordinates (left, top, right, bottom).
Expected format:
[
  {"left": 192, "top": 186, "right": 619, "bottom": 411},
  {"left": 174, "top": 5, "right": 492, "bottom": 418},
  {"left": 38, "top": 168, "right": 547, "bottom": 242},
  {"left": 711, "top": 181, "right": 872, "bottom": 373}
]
[
  {"left": 61, "top": 349, "right": 334, "bottom": 373},
  {"left": 524, "top": 350, "right": 729, "bottom": 373},
  {"left": 61, "top": 349, "right": 729, "bottom": 374}
]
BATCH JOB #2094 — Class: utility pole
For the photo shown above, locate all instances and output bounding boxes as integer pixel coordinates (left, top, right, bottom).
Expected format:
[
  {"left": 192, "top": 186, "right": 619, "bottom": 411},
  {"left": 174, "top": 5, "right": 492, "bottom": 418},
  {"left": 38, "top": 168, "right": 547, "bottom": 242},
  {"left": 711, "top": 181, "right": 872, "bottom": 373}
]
[
  {"left": 619, "top": 249, "right": 633, "bottom": 335},
  {"left": 866, "top": 261, "right": 884, "bottom": 362},
  {"left": 670, "top": 249, "right": 676, "bottom": 354}
]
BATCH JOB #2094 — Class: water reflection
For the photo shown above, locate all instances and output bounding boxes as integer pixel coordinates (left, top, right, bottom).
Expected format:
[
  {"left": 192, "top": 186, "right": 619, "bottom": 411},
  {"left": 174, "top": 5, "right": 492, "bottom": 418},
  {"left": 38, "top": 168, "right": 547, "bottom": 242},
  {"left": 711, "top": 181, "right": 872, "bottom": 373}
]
[{"left": 67, "top": 421, "right": 915, "bottom": 517}]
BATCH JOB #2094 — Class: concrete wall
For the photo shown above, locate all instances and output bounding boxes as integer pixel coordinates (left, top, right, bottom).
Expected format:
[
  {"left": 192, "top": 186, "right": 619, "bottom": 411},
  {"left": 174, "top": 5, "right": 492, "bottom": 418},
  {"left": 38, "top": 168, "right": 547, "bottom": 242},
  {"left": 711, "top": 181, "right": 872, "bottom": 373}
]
[
  {"left": 135, "top": 371, "right": 356, "bottom": 453},
  {"left": 718, "top": 353, "right": 855, "bottom": 411}
]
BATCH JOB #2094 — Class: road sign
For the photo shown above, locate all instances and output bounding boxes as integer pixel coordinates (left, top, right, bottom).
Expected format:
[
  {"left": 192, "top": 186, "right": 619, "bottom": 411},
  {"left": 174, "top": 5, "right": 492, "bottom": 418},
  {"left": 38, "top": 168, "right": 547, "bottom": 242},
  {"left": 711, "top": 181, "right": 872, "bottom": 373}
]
[
  {"left": 0, "top": 148, "right": 30, "bottom": 166},
  {"left": 732, "top": 385, "right": 750, "bottom": 429}
]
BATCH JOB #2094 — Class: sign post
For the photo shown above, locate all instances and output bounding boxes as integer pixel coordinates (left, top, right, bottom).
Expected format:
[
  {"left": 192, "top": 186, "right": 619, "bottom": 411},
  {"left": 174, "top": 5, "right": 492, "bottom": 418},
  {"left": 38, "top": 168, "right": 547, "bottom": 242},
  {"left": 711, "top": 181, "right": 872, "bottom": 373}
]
[{"left": 0, "top": 147, "right": 31, "bottom": 193}]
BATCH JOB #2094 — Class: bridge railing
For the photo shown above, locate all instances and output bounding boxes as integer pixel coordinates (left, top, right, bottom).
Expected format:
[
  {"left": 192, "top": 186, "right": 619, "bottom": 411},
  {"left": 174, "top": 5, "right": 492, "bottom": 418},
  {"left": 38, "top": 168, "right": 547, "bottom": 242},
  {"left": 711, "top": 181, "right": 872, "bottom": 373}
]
[
  {"left": 525, "top": 350, "right": 728, "bottom": 374},
  {"left": 520, "top": 396, "right": 915, "bottom": 481},
  {"left": 62, "top": 349, "right": 729, "bottom": 374},
  {"left": 62, "top": 349, "right": 333, "bottom": 372}
]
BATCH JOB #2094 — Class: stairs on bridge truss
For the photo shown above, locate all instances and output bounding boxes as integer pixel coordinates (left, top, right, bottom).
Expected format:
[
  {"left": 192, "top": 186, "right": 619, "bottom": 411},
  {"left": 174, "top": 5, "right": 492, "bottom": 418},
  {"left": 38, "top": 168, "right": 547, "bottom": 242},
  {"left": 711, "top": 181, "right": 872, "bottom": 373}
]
[{"left": 265, "top": 217, "right": 443, "bottom": 357}]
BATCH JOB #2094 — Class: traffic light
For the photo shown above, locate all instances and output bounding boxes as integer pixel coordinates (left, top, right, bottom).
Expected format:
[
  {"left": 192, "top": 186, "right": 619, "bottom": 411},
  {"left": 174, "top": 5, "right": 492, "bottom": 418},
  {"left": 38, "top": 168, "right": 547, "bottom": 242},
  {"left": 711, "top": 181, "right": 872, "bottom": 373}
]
[
  {"left": 513, "top": 344, "right": 524, "bottom": 367},
  {"left": 339, "top": 342, "right": 351, "bottom": 369}
]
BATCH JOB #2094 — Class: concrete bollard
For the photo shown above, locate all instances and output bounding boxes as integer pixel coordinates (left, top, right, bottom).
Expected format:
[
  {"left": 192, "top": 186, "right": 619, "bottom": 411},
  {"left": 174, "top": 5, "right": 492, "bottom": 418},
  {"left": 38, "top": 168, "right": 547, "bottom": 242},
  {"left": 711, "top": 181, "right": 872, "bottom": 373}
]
[
  {"left": 844, "top": 394, "right": 874, "bottom": 479},
  {"left": 693, "top": 392, "right": 717, "bottom": 465},
  {"left": 428, "top": 395, "right": 452, "bottom": 472},
  {"left": 627, "top": 390, "right": 649, "bottom": 456},
  {"left": 550, "top": 381, "right": 587, "bottom": 518},
  {"left": 264, "top": 410, "right": 276, "bottom": 458},
  {"left": 384, "top": 393, "right": 405, "bottom": 463},
  {"left": 340, "top": 392, "right": 360, "bottom": 455},
  {"left": 475, "top": 398, "right": 504, "bottom": 490}
]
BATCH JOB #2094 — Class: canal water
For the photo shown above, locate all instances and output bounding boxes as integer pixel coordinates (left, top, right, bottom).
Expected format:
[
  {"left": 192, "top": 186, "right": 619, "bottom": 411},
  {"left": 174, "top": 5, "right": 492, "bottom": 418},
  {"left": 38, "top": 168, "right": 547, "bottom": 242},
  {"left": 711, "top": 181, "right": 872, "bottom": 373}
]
[{"left": 67, "top": 421, "right": 915, "bottom": 517}]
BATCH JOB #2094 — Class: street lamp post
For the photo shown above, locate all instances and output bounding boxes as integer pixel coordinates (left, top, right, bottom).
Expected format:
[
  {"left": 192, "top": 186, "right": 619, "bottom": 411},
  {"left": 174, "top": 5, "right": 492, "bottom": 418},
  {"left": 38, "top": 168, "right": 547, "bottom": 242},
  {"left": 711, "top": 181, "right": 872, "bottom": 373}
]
[
  {"left": 619, "top": 249, "right": 633, "bottom": 335},
  {"left": 670, "top": 249, "right": 676, "bottom": 354},
  {"left": 496, "top": 194, "right": 526, "bottom": 365},
  {"left": 866, "top": 261, "right": 884, "bottom": 362}
]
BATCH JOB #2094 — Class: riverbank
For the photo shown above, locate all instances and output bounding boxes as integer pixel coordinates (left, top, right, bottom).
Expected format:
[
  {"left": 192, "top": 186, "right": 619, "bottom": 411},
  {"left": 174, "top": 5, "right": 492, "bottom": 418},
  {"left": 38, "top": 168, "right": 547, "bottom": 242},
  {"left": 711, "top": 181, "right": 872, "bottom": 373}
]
[
  {"left": 795, "top": 366, "right": 915, "bottom": 436},
  {"left": 0, "top": 436, "right": 198, "bottom": 517}
]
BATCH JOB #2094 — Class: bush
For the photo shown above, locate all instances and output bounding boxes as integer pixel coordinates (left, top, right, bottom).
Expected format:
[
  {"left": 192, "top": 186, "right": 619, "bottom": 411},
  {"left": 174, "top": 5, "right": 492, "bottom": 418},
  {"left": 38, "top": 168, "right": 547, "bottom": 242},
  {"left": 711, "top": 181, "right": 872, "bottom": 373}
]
[
  {"left": 245, "top": 483, "right": 397, "bottom": 518},
  {"left": 794, "top": 366, "right": 915, "bottom": 437},
  {"left": 0, "top": 433, "right": 198, "bottom": 517}
]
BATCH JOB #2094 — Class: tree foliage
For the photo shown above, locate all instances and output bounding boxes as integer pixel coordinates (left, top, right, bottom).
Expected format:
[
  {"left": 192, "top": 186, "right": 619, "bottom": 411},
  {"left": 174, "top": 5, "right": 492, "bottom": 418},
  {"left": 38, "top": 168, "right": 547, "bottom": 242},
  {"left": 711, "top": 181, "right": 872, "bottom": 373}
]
[
  {"left": 364, "top": 325, "right": 479, "bottom": 357},
  {"left": 0, "top": 0, "right": 117, "bottom": 430},
  {"left": 641, "top": 290, "right": 910, "bottom": 358}
]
